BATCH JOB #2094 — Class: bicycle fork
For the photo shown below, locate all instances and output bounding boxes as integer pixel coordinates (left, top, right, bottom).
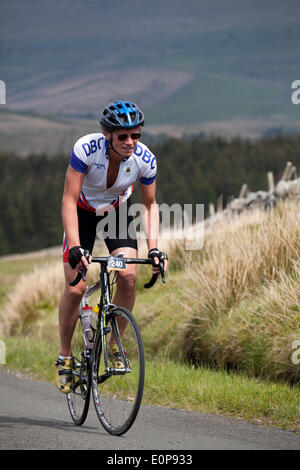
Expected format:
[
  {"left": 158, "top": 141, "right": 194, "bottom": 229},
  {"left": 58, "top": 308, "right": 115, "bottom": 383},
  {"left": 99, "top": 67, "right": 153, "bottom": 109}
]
[
  {"left": 97, "top": 268, "right": 131, "bottom": 382},
  {"left": 101, "top": 308, "right": 130, "bottom": 377}
]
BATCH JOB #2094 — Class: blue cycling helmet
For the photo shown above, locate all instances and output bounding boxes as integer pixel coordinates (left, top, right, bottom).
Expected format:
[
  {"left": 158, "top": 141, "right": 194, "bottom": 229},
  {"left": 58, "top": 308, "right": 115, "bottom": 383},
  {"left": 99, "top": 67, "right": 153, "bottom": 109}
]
[{"left": 100, "top": 100, "right": 144, "bottom": 131}]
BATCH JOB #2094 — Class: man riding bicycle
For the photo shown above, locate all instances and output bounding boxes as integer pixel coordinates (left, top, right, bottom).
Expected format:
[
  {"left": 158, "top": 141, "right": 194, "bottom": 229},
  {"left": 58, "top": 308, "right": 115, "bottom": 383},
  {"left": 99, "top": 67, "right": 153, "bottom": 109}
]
[{"left": 56, "top": 100, "right": 168, "bottom": 393}]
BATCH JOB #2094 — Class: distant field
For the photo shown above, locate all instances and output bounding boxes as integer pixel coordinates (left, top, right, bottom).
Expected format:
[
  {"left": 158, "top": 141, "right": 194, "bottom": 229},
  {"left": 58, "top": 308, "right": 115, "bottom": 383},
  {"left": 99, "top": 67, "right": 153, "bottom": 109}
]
[
  {"left": 0, "top": 111, "right": 97, "bottom": 156},
  {"left": 1, "top": 110, "right": 300, "bottom": 156},
  {"left": 5, "top": 68, "right": 195, "bottom": 118},
  {"left": 1, "top": 1, "right": 300, "bottom": 128},
  {"left": 145, "top": 73, "right": 300, "bottom": 125}
]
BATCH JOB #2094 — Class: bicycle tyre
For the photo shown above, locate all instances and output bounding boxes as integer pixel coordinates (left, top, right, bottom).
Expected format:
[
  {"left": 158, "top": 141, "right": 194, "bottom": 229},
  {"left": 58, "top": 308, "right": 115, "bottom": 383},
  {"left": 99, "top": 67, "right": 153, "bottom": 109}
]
[
  {"left": 66, "top": 317, "right": 91, "bottom": 425},
  {"left": 91, "top": 306, "right": 145, "bottom": 436}
]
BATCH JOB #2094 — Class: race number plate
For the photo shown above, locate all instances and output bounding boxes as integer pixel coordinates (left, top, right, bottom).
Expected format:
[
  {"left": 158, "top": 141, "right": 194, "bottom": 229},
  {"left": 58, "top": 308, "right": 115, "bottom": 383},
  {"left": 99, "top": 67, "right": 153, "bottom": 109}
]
[{"left": 107, "top": 256, "right": 126, "bottom": 271}]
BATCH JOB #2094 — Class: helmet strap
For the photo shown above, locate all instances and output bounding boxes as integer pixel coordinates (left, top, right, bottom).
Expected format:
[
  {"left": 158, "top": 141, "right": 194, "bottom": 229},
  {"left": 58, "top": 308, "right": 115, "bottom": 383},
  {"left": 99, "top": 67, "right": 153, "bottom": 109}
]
[{"left": 108, "top": 132, "right": 124, "bottom": 158}]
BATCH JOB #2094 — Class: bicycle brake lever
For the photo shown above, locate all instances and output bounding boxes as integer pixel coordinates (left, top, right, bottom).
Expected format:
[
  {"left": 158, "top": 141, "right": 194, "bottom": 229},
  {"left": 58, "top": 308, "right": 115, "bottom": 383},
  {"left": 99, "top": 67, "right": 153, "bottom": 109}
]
[
  {"left": 69, "top": 249, "right": 90, "bottom": 286},
  {"left": 160, "top": 260, "right": 166, "bottom": 284},
  {"left": 69, "top": 272, "right": 82, "bottom": 287},
  {"left": 69, "top": 267, "right": 87, "bottom": 287},
  {"left": 144, "top": 259, "right": 166, "bottom": 288}
]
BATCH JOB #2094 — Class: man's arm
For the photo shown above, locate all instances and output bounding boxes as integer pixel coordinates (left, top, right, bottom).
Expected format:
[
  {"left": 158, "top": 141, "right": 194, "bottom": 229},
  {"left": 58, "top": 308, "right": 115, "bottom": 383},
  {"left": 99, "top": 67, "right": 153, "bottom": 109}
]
[
  {"left": 140, "top": 181, "right": 168, "bottom": 273},
  {"left": 62, "top": 165, "right": 84, "bottom": 247},
  {"left": 140, "top": 180, "right": 159, "bottom": 251},
  {"left": 62, "top": 165, "right": 90, "bottom": 270}
]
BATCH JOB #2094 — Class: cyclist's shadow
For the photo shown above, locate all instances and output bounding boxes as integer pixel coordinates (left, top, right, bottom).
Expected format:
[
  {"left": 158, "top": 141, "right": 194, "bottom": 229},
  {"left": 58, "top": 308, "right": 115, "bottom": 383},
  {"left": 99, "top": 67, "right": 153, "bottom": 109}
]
[{"left": 0, "top": 414, "right": 103, "bottom": 436}]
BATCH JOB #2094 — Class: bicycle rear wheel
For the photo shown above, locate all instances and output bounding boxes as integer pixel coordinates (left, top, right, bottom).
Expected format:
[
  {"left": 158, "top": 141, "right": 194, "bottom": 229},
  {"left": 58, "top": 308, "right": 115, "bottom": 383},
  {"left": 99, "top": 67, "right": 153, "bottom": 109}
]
[
  {"left": 91, "top": 306, "right": 145, "bottom": 435},
  {"left": 67, "top": 316, "right": 91, "bottom": 425}
]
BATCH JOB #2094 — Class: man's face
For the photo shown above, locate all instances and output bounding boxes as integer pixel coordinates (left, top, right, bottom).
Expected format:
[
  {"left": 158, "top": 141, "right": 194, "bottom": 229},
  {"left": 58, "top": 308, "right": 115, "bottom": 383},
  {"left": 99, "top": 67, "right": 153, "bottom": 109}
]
[{"left": 106, "top": 127, "right": 141, "bottom": 158}]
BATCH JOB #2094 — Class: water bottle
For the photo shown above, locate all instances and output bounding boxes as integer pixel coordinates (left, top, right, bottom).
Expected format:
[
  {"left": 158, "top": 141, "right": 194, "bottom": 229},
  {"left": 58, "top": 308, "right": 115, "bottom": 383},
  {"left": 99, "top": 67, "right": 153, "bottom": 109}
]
[
  {"left": 88, "top": 305, "right": 99, "bottom": 343},
  {"left": 79, "top": 303, "right": 94, "bottom": 349}
]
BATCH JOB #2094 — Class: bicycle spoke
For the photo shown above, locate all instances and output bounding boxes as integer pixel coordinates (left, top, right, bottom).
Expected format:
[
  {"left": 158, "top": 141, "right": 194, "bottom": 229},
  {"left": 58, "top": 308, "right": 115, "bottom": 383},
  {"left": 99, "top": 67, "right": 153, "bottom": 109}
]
[
  {"left": 92, "top": 307, "right": 144, "bottom": 435},
  {"left": 66, "top": 317, "right": 91, "bottom": 425}
]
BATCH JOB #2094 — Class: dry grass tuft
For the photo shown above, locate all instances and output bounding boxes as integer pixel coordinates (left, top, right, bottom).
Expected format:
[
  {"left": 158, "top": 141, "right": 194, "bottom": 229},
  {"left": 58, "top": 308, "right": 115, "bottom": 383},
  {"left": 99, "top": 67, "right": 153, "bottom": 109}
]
[
  {"left": 1, "top": 200, "right": 300, "bottom": 383},
  {"left": 180, "top": 200, "right": 300, "bottom": 382},
  {"left": 0, "top": 260, "right": 100, "bottom": 338}
]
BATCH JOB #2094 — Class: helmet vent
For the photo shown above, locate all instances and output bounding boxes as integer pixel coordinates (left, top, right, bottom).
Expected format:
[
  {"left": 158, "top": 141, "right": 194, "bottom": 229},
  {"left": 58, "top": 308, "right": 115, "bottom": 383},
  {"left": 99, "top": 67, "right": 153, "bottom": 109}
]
[{"left": 100, "top": 100, "right": 144, "bottom": 131}]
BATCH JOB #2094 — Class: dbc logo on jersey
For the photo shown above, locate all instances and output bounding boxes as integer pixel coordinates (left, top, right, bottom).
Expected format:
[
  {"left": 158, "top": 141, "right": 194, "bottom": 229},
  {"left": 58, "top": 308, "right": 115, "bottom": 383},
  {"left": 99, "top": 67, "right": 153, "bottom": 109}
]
[
  {"left": 82, "top": 137, "right": 104, "bottom": 157},
  {"left": 134, "top": 144, "right": 156, "bottom": 169}
]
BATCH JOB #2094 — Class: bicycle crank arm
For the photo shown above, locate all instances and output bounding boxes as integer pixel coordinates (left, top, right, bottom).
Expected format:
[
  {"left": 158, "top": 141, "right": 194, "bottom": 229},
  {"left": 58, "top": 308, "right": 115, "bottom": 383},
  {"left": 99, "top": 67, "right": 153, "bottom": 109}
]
[{"left": 97, "top": 372, "right": 112, "bottom": 384}]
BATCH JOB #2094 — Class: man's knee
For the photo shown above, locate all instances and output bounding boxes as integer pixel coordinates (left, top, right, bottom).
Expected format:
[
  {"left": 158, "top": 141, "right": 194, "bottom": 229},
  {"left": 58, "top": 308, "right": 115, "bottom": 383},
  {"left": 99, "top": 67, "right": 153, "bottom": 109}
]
[
  {"left": 65, "top": 282, "right": 86, "bottom": 303},
  {"left": 117, "top": 271, "right": 136, "bottom": 292}
]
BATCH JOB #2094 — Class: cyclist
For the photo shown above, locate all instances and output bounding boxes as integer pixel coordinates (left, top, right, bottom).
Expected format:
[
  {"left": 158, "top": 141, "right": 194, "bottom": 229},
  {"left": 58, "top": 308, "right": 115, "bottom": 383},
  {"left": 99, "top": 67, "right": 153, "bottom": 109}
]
[{"left": 55, "top": 100, "right": 168, "bottom": 393}]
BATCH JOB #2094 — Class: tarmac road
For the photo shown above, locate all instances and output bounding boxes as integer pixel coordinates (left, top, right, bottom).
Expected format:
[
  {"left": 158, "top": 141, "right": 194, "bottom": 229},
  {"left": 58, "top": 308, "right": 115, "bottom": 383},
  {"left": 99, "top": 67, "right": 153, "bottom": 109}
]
[{"left": 0, "top": 370, "right": 299, "bottom": 451}]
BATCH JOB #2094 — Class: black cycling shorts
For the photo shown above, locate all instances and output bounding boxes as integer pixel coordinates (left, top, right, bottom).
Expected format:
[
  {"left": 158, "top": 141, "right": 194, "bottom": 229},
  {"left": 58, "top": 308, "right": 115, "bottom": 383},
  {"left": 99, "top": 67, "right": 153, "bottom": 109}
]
[{"left": 63, "top": 198, "right": 137, "bottom": 262}]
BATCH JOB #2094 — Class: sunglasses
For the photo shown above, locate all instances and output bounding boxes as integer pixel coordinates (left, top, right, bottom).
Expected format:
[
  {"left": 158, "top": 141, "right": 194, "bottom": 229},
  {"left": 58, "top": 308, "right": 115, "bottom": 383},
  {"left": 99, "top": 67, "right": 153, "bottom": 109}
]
[{"left": 114, "top": 132, "right": 141, "bottom": 141}]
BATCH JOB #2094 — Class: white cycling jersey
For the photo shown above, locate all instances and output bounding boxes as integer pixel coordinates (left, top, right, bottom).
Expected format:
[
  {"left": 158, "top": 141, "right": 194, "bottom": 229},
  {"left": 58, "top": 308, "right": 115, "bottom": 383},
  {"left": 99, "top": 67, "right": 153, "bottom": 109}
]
[{"left": 69, "top": 133, "right": 157, "bottom": 215}]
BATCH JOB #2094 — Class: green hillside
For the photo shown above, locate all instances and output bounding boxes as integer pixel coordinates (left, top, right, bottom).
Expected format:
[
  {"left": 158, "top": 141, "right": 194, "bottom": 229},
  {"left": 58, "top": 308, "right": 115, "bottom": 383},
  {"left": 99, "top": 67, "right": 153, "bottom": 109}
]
[{"left": 1, "top": 0, "right": 300, "bottom": 128}]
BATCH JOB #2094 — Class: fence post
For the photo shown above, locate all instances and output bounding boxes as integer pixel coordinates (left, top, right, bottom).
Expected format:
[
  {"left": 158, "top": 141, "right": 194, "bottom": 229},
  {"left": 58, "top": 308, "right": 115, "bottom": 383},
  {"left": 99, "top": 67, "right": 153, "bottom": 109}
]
[
  {"left": 217, "top": 194, "right": 223, "bottom": 213},
  {"left": 290, "top": 166, "right": 297, "bottom": 180},
  {"left": 239, "top": 184, "right": 248, "bottom": 198},
  {"left": 281, "top": 161, "right": 292, "bottom": 181},
  {"left": 209, "top": 203, "right": 215, "bottom": 217},
  {"left": 267, "top": 171, "right": 275, "bottom": 194}
]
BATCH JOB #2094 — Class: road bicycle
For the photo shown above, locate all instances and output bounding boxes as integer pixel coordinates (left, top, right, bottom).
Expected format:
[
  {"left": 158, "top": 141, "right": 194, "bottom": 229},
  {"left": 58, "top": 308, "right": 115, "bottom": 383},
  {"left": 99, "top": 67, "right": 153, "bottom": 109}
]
[{"left": 66, "top": 251, "right": 166, "bottom": 436}]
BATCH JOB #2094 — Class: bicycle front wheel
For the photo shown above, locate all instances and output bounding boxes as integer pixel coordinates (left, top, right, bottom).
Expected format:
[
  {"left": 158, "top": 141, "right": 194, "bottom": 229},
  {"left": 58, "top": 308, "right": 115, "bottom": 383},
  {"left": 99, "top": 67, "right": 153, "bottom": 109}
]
[
  {"left": 91, "top": 307, "right": 145, "bottom": 435},
  {"left": 66, "top": 316, "right": 91, "bottom": 425}
]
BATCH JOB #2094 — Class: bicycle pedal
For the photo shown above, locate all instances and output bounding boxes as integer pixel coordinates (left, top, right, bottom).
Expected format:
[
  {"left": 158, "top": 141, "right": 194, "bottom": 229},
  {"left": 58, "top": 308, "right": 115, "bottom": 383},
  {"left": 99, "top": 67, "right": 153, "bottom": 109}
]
[
  {"left": 103, "top": 326, "right": 111, "bottom": 335},
  {"left": 110, "top": 368, "right": 127, "bottom": 375}
]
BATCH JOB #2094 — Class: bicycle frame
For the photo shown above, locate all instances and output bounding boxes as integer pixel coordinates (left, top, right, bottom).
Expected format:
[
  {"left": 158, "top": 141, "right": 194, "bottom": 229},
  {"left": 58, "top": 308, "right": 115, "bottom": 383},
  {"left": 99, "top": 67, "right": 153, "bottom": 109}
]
[
  {"left": 80, "top": 256, "right": 154, "bottom": 378},
  {"left": 68, "top": 253, "right": 166, "bottom": 433}
]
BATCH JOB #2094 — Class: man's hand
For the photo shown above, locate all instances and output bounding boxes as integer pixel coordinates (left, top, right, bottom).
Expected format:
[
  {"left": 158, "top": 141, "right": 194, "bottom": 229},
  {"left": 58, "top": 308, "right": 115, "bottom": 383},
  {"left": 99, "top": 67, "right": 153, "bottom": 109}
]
[
  {"left": 148, "top": 248, "right": 168, "bottom": 275},
  {"left": 68, "top": 246, "right": 92, "bottom": 272}
]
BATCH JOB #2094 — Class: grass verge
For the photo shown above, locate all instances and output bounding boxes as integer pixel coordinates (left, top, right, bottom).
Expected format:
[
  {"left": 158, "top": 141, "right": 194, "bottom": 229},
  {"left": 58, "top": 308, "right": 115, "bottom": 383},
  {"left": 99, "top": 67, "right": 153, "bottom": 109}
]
[{"left": 1, "top": 336, "right": 300, "bottom": 432}]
